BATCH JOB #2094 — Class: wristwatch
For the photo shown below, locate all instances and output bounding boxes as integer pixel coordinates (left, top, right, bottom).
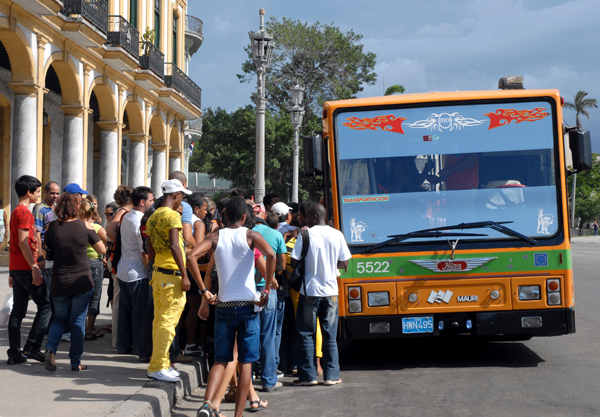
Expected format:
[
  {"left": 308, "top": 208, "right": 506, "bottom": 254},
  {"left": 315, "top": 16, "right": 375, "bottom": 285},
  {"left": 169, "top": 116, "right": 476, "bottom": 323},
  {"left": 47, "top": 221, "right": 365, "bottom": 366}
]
[{"left": 198, "top": 288, "right": 207, "bottom": 296}]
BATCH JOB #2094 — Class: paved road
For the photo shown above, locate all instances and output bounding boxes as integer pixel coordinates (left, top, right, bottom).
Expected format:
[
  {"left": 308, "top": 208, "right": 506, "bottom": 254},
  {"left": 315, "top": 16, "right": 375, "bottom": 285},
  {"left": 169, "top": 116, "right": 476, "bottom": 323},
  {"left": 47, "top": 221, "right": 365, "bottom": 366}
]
[{"left": 176, "top": 242, "right": 600, "bottom": 417}]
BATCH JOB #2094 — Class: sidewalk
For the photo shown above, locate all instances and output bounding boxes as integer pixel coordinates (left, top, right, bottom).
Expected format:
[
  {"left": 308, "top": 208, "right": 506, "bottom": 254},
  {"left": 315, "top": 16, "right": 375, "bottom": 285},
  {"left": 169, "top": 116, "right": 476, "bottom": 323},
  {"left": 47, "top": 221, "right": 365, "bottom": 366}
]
[
  {"left": 571, "top": 236, "right": 600, "bottom": 244},
  {"left": 0, "top": 267, "right": 207, "bottom": 417}
]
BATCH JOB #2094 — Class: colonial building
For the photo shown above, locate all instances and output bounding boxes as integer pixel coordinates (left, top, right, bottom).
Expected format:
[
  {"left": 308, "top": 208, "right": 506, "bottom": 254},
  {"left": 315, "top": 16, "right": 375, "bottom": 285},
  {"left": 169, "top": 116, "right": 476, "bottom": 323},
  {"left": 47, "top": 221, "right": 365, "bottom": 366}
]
[{"left": 0, "top": 0, "right": 203, "bottom": 218}]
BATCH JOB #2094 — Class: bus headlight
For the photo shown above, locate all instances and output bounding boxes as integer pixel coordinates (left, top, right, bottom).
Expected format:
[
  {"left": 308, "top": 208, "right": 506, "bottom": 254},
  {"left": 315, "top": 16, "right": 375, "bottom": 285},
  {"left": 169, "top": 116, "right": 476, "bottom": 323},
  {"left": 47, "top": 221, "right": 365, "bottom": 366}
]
[
  {"left": 368, "top": 292, "right": 390, "bottom": 307},
  {"left": 518, "top": 285, "right": 540, "bottom": 300}
]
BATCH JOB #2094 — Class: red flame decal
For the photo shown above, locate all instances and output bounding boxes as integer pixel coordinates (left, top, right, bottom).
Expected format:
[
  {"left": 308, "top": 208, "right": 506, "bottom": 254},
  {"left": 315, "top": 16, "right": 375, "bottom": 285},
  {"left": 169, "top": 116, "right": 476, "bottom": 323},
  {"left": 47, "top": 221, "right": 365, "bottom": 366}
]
[
  {"left": 343, "top": 115, "right": 407, "bottom": 134},
  {"left": 484, "top": 107, "right": 550, "bottom": 130}
]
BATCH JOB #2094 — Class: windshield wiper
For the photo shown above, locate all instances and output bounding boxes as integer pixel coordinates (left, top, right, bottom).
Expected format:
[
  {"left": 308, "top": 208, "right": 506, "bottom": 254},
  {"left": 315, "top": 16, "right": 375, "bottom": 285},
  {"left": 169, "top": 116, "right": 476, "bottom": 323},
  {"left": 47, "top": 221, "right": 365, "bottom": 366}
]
[
  {"left": 364, "top": 231, "right": 487, "bottom": 253},
  {"left": 363, "top": 220, "right": 536, "bottom": 253},
  {"left": 415, "top": 221, "right": 537, "bottom": 245}
]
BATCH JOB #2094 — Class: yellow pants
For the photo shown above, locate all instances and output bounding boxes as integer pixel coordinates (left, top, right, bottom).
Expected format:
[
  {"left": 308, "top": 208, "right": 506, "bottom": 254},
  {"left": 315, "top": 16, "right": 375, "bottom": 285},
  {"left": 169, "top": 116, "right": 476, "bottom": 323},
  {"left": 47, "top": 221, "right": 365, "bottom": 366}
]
[
  {"left": 290, "top": 289, "right": 323, "bottom": 358},
  {"left": 148, "top": 271, "right": 187, "bottom": 373}
]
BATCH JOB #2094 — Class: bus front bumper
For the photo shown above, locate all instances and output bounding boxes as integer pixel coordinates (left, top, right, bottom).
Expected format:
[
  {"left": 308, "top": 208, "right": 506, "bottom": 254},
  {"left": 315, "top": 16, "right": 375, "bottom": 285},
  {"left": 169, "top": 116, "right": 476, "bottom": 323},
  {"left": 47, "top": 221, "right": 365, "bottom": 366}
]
[{"left": 340, "top": 308, "right": 576, "bottom": 340}]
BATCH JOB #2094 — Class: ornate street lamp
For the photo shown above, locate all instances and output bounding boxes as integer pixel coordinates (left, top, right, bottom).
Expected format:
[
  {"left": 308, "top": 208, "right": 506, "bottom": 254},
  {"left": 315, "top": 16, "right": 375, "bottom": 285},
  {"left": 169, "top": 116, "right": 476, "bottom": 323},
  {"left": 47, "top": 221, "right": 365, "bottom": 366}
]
[
  {"left": 249, "top": 8, "right": 275, "bottom": 204},
  {"left": 289, "top": 82, "right": 305, "bottom": 203}
]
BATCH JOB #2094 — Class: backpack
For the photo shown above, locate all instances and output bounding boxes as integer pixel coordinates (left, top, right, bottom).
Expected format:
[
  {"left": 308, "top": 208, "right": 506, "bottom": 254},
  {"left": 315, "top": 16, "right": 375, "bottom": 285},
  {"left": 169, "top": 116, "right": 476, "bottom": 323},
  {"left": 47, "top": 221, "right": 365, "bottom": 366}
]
[
  {"left": 107, "top": 207, "right": 128, "bottom": 274},
  {"left": 288, "top": 229, "right": 310, "bottom": 293}
]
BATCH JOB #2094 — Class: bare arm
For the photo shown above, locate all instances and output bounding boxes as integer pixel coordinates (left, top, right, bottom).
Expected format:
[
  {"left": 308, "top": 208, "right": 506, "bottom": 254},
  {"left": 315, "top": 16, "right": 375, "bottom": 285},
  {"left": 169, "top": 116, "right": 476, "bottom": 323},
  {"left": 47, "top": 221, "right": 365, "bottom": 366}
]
[
  {"left": 337, "top": 260, "right": 349, "bottom": 271},
  {"left": 97, "top": 226, "right": 108, "bottom": 245},
  {"left": 169, "top": 228, "right": 189, "bottom": 291},
  {"left": 186, "top": 235, "right": 217, "bottom": 301},
  {"left": 198, "top": 253, "right": 217, "bottom": 320},
  {"left": 249, "top": 230, "right": 276, "bottom": 292},
  {"left": 92, "top": 240, "right": 106, "bottom": 255},
  {"left": 106, "top": 210, "right": 126, "bottom": 241},
  {"left": 192, "top": 220, "right": 205, "bottom": 245},
  {"left": 182, "top": 223, "right": 195, "bottom": 248},
  {"left": 18, "top": 229, "right": 42, "bottom": 286}
]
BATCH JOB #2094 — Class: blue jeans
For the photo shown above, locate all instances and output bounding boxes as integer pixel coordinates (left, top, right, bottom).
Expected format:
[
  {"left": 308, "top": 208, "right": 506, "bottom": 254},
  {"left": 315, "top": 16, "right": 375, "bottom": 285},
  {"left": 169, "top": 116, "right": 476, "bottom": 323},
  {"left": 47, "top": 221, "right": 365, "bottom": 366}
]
[
  {"left": 117, "top": 278, "right": 149, "bottom": 354},
  {"left": 257, "top": 289, "right": 277, "bottom": 388},
  {"left": 274, "top": 289, "right": 285, "bottom": 369},
  {"left": 296, "top": 294, "right": 340, "bottom": 382},
  {"left": 87, "top": 259, "right": 103, "bottom": 316},
  {"left": 45, "top": 288, "right": 94, "bottom": 369},
  {"left": 7, "top": 270, "right": 51, "bottom": 359},
  {"left": 214, "top": 305, "right": 260, "bottom": 364}
]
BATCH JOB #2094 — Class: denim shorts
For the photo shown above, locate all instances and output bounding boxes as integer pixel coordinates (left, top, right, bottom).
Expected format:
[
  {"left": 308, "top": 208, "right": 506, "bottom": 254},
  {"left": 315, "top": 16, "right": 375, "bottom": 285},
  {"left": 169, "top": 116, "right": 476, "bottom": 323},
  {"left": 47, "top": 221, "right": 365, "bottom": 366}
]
[{"left": 214, "top": 305, "right": 260, "bottom": 364}]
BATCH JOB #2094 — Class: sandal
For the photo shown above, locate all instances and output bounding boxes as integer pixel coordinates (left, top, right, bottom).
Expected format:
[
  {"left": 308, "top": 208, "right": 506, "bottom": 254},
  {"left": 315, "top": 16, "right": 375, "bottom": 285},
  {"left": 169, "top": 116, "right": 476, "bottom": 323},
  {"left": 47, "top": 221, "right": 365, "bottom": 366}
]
[
  {"left": 71, "top": 364, "right": 88, "bottom": 371},
  {"left": 85, "top": 333, "right": 97, "bottom": 340},
  {"left": 249, "top": 398, "right": 268, "bottom": 412}
]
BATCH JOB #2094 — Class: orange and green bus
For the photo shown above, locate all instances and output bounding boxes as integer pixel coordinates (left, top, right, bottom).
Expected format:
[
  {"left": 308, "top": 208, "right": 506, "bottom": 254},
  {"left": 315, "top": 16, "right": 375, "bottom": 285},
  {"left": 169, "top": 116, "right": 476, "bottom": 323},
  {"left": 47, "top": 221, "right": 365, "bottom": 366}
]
[{"left": 304, "top": 77, "right": 591, "bottom": 340}]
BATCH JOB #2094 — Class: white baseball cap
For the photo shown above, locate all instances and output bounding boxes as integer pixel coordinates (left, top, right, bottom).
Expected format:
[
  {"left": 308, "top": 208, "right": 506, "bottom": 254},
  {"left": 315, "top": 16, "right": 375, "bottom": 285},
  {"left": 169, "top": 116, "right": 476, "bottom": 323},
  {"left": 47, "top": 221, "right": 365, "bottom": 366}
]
[
  {"left": 271, "top": 202, "right": 291, "bottom": 216},
  {"left": 161, "top": 179, "right": 192, "bottom": 195}
]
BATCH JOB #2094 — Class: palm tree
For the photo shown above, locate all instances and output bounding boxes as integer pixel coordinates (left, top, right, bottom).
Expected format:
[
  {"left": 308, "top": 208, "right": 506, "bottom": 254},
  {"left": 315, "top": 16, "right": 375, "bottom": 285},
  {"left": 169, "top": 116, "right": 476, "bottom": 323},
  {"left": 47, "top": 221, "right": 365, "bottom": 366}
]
[
  {"left": 564, "top": 91, "right": 598, "bottom": 129},
  {"left": 384, "top": 84, "right": 405, "bottom": 96}
]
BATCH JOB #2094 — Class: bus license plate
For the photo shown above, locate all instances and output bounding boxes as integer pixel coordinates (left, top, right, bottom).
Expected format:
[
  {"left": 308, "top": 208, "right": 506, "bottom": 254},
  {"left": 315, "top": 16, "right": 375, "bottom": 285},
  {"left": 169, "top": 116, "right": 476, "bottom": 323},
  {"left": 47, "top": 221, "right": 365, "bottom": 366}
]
[{"left": 402, "top": 316, "right": 434, "bottom": 334}]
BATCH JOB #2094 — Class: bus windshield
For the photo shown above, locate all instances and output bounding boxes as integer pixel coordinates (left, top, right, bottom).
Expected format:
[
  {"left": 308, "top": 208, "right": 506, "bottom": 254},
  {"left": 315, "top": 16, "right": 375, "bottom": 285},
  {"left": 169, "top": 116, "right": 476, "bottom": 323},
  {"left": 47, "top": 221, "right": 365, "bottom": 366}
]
[{"left": 335, "top": 99, "right": 559, "bottom": 245}]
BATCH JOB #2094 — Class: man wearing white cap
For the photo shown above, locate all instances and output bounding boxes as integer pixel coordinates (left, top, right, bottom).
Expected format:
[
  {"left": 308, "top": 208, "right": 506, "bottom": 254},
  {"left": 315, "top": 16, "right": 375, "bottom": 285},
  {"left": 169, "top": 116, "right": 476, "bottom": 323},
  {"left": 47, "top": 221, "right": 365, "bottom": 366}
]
[
  {"left": 271, "top": 202, "right": 296, "bottom": 235},
  {"left": 145, "top": 179, "right": 192, "bottom": 382}
]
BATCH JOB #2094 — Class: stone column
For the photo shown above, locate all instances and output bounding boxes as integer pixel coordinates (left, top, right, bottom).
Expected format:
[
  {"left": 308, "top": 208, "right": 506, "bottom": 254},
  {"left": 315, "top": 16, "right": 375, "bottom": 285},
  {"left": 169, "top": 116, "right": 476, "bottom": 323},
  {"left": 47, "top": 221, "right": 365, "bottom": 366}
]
[
  {"left": 8, "top": 83, "right": 38, "bottom": 208},
  {"left": 169, "top": 151, "right": 182, "bottom": 173},
  {"left": 96, "top": 121, "right": 121, "bottom": 222},
  {"left": 128, "top": 133, "right": 148, "bottom": 188},
  {"left": 60, "top": 105, "right": 86, "bottom": 187},
  {"left": 151, "top": 143, "right": 168, "bottom": 197}
]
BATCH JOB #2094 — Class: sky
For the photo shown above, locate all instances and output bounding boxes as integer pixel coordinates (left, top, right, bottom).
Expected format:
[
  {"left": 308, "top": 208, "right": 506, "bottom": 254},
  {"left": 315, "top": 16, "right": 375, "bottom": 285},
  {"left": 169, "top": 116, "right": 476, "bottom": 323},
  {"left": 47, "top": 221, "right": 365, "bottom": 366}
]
[{"left": 186, "top": 0, "right": 600, "bottom": 150}]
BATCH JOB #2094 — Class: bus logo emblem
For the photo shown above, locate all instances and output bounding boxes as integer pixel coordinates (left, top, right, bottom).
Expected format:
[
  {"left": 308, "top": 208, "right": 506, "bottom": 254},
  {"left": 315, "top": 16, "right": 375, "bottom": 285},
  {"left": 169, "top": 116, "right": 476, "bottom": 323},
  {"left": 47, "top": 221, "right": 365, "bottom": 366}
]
[
  {"left": 409, "top": 257, "right": 497, "bottom": 273},
  {"left": 405, "top": 112, "right": 486, "bottom": 132}
]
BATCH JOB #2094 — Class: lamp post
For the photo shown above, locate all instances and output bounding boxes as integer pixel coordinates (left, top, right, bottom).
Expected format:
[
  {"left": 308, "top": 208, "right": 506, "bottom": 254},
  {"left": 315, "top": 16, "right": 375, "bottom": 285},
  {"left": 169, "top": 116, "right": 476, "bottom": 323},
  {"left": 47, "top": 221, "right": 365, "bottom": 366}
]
[
  {"left": 249, "top": 9, "right": 275, "bottom": 204},
  {"left": 289, "top": 83, "right": 305, "bottom": 203}
]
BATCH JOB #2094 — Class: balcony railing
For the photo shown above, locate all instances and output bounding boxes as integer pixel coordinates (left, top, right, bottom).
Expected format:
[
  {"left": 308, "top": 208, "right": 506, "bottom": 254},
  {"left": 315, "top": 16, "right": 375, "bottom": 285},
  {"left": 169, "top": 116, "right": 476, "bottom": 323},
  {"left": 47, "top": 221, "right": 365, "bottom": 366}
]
[
  {"left": 107, "top": 16, "right": 139, "bottom": 59},
  {"left": 62, "top": 0, "right": 108, "bottom": 35},
  {"left": 165, "top": 63, "right": 202, "bottom": 109},
  {"left": 139, "top": 41, "right": 164, "bottom": 79},
  {"left": 185, "top": 15, "right": 203, "bottom": 37}
]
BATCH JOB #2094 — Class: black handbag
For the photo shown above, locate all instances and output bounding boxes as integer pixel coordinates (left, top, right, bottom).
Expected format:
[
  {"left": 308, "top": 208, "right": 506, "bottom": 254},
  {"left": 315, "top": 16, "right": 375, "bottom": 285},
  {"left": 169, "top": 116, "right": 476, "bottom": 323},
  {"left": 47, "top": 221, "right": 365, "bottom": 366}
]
[{"left": 289, "top": 229, "right": 310, "bottom": 293}]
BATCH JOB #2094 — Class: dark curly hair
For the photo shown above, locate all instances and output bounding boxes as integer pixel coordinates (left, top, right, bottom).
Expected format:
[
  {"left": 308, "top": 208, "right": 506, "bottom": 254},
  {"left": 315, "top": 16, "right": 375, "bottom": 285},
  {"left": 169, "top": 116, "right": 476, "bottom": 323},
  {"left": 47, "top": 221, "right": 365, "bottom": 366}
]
[
  {"left": 55, "top": 193, "right": 79, "bottom": 221},
  {"left": 113, "top": 185, "right": 133, "bottom": 207}
]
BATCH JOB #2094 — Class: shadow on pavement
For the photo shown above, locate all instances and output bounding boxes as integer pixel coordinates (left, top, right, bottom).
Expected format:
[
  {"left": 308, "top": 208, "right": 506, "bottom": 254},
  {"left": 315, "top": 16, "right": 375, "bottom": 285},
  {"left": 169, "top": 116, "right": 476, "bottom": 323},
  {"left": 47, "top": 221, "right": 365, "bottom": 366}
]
[{"left": 339, "top": 336, "right": 544, "bottom": 371}]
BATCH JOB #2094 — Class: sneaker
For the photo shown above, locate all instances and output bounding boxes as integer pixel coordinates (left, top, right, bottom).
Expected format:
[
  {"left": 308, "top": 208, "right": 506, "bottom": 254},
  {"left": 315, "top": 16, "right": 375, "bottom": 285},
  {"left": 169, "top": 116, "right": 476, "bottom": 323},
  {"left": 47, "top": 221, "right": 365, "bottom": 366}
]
[
  {"left": 276, "top": 369, "right": 284, "bottom": 379},
  {"left": 61, "top": 333, "right": 71, "bottom": 342},
  {"left": 292, "top": 379, "right": 318, "bottom": 386},
  {"left": 167, "top": 366, "right": 180, "bottom": 377},
  {"left": 197, "top": 402, "right": 213, "bottom": 417},
  {"left": 261, "top": 381, "right": 282, "bottom": 392},
  {"left": 147, "top": 369, "right": 180, "bottom": 382},
  {"left": 324, "top": 378, "right": 342, "bottom": 386}
]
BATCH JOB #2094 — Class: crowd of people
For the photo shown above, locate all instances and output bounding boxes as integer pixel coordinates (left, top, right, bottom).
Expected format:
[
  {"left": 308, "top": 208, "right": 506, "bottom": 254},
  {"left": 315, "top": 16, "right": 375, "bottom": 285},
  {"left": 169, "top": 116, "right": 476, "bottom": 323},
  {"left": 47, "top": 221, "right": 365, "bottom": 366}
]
[{"left": 5, "top": 172, "right": 351, "bottom": 417}]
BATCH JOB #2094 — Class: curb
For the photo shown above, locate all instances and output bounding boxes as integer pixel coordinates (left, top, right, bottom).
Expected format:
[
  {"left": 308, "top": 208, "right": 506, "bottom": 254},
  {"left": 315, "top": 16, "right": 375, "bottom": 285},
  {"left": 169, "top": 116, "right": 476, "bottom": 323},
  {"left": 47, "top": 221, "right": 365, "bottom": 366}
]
[{"left": 108, "top": 358, "right": 209, "bottom": 417}]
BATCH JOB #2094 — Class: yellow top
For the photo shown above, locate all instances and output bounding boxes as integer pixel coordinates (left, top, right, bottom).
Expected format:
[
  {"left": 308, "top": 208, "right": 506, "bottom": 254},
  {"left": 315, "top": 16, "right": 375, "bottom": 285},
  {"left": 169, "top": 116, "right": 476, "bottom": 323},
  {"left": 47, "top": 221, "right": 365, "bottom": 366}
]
[{"left": 147, "top": 207, "right": 185, "bottom": 270}]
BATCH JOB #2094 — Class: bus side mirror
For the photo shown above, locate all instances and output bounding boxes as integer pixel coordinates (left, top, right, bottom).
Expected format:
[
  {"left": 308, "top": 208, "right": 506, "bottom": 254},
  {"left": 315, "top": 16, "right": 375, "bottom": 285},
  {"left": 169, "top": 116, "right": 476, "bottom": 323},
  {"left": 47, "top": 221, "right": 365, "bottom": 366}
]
[
  {"left": 569, "top": 130, "right": 592, "bottom": 174},
  {"left": 303, "top": 133, "right": 323, "bottom": 176}
]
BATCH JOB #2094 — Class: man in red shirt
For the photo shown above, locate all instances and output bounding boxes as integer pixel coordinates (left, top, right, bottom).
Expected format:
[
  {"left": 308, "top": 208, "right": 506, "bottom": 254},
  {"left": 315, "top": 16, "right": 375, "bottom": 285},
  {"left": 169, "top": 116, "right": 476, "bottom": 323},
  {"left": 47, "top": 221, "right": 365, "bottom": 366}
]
[{"left": 7, "top": 175, "right": 51, "bottom": 365}]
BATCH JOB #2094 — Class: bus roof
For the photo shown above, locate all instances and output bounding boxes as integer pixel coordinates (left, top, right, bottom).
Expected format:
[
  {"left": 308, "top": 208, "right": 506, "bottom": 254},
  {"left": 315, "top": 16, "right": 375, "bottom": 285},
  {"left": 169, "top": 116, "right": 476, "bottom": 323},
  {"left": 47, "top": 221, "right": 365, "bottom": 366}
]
[{"left": 323, "top": 89, "right": 561, "bottom": 112}]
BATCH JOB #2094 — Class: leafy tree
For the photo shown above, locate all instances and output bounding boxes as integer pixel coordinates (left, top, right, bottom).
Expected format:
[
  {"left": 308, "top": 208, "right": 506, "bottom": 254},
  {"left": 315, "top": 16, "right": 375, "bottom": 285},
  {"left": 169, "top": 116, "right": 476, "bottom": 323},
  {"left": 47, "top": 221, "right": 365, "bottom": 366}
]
[
  {"left": 564, "top": 91, "right": 598, "bottom": 129},
  {"left": 384, "top": 84, "right": 405, "bottom": 96},
  {"left": 189, "top": 106, "right": 320, "bottom": 202},
  {"left": 238, "top": 17, "right": 377, "bottom": 118},
  {"left": 567, "top": 153, "right": 600, "bottom": 223}
]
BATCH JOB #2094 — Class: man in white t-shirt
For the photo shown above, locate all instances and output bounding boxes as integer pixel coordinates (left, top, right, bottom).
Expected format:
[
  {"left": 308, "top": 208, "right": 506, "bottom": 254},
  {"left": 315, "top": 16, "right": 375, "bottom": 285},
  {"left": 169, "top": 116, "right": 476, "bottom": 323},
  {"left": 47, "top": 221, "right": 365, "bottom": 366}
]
[
  {"left": 290, "top": 204, "right": 351, "bottom": 386},
  {"left": 116, "top": 186, "right": 154, "bottom": 354}
]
